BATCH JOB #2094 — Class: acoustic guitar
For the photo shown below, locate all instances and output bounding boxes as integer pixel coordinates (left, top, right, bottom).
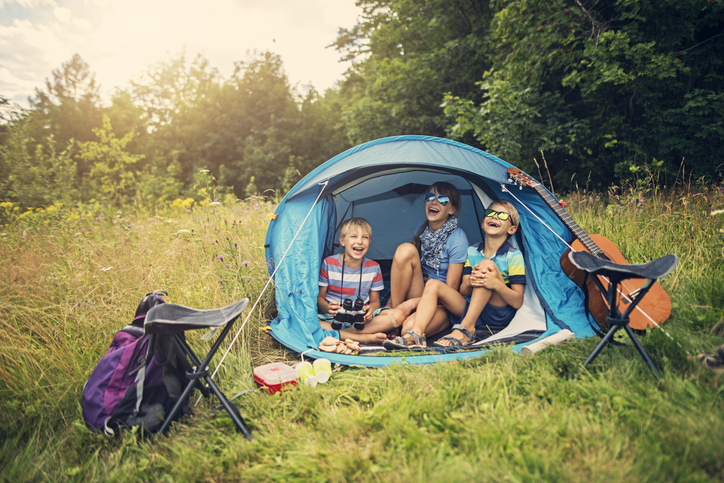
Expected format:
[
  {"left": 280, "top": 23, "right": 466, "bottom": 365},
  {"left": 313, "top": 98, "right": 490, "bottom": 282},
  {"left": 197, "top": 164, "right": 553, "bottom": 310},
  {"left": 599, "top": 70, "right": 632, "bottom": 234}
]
[{"left": 507, "top": 168, "right": 672, "bottom": 331}]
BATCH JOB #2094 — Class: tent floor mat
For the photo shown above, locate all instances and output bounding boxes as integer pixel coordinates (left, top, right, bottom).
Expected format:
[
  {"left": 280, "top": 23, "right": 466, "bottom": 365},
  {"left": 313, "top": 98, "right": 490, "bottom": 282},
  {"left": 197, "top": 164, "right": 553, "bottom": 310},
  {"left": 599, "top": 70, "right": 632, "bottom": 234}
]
[{"left": 357, "top": 329, "right": 545, "bottom": 356}]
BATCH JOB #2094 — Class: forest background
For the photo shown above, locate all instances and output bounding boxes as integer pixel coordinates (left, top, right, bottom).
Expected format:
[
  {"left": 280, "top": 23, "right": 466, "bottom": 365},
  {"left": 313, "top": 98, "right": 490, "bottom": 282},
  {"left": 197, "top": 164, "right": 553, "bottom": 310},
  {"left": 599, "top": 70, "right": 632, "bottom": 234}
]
[{"left": 1, "top": 0, "right": 723, "bottom": 211}]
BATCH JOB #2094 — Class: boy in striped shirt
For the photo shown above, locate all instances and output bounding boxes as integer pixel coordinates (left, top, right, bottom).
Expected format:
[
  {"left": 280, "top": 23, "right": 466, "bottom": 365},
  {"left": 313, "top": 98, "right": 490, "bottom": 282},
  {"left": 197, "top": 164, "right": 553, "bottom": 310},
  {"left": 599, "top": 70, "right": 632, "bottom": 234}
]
[{"left": 318, "top": 218, "right": 394, "bottom": 344}]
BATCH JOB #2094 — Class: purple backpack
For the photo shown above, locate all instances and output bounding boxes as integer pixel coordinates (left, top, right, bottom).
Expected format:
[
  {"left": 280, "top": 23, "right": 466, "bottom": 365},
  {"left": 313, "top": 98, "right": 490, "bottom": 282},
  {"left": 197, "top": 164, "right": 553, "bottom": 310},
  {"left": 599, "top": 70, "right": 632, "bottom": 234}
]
[{"left": 82, "top": 291, "right": 196, "bottom": 434}]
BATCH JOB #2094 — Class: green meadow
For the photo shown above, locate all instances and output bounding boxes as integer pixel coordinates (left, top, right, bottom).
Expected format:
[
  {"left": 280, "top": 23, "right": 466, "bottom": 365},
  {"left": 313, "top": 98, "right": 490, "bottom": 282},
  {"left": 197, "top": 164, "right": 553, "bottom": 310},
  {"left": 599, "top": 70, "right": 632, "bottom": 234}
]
[{"left": 1, "top": 179, "right": 723, "bottom": 482}]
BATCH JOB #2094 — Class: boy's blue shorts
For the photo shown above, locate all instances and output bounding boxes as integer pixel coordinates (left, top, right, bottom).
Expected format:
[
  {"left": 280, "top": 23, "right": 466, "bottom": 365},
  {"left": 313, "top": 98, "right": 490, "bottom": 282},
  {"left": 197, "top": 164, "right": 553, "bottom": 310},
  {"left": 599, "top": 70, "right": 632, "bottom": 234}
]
[{"left": 450, "top": 301, "right": 516, "bottom": 330}]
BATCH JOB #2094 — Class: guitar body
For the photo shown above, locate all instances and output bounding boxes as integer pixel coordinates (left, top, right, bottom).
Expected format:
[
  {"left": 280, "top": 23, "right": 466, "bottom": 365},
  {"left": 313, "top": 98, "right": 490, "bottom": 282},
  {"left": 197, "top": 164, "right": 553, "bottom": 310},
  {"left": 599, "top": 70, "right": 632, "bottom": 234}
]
[
  {"left": 559, "top": 235, "right": 672, "bottom": 331},
  {"left": 507, "top": 167, "right": 673, "bottom": 332}
]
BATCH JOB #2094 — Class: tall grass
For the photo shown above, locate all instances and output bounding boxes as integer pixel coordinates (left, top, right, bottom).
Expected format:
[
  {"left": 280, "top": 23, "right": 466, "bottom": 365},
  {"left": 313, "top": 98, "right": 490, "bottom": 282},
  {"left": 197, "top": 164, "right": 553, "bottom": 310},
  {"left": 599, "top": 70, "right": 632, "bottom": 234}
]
[{"left": 0, "top": 181, "right": 723, "bottom": 482}]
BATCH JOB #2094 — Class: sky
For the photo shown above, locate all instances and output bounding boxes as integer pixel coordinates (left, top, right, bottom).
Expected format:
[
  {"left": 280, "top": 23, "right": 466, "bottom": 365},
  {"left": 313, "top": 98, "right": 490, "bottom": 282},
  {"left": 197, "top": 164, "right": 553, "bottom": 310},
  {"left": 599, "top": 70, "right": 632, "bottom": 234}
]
[{"left": 0, "top": 0, "right": 362, "bottom": 107}]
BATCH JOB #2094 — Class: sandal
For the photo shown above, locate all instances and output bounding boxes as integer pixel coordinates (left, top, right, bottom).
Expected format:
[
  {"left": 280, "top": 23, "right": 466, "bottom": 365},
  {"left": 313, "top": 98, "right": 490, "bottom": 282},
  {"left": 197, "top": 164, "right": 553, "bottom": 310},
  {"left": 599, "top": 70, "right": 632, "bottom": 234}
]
[
  {"left": 434, "top": 324, "right": 476, "bottom": 348},
  {"left": 383, "top": 330, "right": 426, "bottom": 350}
]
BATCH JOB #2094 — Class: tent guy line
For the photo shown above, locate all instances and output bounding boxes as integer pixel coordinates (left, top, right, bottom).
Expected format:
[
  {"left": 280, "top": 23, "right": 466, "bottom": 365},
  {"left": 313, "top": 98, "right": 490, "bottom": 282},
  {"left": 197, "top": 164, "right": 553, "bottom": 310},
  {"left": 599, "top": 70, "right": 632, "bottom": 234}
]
[{"left": 194, "top": 179, "right": 330, "bottom": 406}]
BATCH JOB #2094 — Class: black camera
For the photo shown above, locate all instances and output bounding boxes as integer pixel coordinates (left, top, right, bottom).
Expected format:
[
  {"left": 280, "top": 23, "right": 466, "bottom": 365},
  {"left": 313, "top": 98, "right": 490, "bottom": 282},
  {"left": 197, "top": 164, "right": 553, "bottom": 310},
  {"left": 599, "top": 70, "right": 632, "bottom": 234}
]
[{"left": 331, "top": 297, "right": 366, "bottom": 330}]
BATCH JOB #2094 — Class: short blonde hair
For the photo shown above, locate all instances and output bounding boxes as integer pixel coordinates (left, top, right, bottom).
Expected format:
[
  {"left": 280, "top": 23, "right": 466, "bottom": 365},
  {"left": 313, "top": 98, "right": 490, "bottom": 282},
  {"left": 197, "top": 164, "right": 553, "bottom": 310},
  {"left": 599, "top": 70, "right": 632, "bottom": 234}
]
[
  {"left": 489, "top": 200, "right": 520, "bottom": 228},
  {"left": 339, "top": 217, "right": 372, "bottom": 238}
]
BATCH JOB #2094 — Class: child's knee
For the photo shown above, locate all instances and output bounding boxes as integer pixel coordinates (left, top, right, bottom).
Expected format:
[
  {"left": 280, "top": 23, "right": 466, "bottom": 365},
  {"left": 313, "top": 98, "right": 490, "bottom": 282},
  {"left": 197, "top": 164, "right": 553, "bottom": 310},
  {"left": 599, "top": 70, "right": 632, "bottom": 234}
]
[
  {"left": 390, "top": 309, "right": 407, "bottom": 328},
  {"left": 422, "top": 279, "right": 445, "bottom": 296},
  {"left": 394, "top": 243, "right": 418, "bottom": 262}
]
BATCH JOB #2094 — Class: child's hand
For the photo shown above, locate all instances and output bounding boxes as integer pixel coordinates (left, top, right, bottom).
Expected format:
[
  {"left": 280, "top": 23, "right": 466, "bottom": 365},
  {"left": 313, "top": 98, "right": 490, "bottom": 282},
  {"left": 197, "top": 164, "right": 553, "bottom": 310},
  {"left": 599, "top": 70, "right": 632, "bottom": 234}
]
[
  {"left": 328, "top": 301, "right": 340, "bottom": 316},
  {"left": 470, "top": 263, "right": 487, "bottom": 287},
  {"left": 471, "top": 261, "right": 504, "bottom": 290},
  {"left": 363, "top": 304, "right": 373, "bottom": 323}
]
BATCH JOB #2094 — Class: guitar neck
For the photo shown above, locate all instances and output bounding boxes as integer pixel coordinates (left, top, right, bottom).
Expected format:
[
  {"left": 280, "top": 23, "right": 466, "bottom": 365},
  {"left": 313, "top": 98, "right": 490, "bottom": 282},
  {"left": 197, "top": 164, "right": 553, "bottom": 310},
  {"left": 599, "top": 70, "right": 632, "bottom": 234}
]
[{"left": 531, "top": 184, "right": 605, "bottom": 257}]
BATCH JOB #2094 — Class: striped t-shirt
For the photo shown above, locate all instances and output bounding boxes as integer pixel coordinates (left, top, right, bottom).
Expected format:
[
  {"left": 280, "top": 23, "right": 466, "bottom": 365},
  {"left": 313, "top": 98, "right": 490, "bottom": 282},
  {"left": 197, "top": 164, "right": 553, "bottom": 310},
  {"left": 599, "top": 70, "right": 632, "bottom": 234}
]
[
  {"left": 319, "top": 255, "right": 384, "bottom": 305},
  {"left": 463, "top": 239, "right": 526, "bottom": 286}
]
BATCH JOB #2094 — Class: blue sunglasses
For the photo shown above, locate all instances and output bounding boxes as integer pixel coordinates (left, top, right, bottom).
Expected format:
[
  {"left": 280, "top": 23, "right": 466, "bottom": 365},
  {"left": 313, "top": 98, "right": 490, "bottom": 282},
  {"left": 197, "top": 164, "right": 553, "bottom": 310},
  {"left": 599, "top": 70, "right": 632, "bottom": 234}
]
[{"left": 424, "top": 192, "right": 450, "bottom": 206}]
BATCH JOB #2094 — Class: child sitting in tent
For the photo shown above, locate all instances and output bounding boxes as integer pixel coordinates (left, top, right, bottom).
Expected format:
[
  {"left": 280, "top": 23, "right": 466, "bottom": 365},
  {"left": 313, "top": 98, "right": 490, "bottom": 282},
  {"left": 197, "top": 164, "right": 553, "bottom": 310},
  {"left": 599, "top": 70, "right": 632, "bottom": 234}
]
[
  {"left": 387, "top": 181, "right": 469, "bottom": 310},
  {"left": 317, "top": 217, "right": 410, "bottom": 344},
  {"left": 384, "top": 200, "right": 525, "bottom": 349}
]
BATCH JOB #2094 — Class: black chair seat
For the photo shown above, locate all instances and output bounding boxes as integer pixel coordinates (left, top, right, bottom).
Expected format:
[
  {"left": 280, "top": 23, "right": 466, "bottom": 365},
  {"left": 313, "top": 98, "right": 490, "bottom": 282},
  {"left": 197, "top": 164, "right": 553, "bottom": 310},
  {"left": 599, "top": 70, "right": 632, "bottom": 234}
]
[
  {"left": 145, "top": 298, "right": 249, "bottom": 334},
  {"left": 568, "top": 251, "right": 678, "bottom": 281}
]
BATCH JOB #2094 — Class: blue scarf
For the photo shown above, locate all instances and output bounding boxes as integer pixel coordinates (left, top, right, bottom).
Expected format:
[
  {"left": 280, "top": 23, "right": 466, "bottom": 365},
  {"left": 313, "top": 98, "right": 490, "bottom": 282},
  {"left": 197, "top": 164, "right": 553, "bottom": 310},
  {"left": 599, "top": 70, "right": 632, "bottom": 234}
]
[{"left": 419, "top": 217, "right": 458, "bottom": 271}]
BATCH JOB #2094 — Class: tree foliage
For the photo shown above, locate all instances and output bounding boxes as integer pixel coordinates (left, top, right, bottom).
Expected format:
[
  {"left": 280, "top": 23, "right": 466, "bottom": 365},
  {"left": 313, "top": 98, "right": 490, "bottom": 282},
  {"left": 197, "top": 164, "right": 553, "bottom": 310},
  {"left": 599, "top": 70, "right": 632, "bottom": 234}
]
[
  {"left": 333, "top": 0, "right": 494, "bottom": 145},
  {"left": 2, "top": 1, "right": 723, "bottom": 209},
  {"left": 442, "top": 0, "right": 724, "bottom": 188}
]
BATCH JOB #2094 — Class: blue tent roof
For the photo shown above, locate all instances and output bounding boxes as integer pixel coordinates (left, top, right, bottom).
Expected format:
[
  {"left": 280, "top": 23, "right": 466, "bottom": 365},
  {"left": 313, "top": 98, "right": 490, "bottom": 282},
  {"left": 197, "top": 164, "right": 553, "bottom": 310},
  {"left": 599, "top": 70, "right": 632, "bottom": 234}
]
[{"left": 265, "top": 136, "right": 595, "bottom": 366}]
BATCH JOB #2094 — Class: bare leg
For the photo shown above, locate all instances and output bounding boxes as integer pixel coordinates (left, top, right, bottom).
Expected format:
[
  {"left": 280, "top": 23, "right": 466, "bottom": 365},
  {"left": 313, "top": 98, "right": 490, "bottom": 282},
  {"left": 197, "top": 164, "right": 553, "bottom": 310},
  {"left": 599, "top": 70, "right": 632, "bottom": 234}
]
[
  {"left": 437, "top": 286, "right": 493, "bottom": 346},
  {"left": 397, "top": 306, "right": 451, "bottom": 346},
  {"left": 389, "top": 243, "right": 425, "bottom": 308},
  {"left": 319, "top": 320, "right": 388, "bottom": 345},
  {"left": 412, "top": 280, "right": 467, "bottom": 330}
]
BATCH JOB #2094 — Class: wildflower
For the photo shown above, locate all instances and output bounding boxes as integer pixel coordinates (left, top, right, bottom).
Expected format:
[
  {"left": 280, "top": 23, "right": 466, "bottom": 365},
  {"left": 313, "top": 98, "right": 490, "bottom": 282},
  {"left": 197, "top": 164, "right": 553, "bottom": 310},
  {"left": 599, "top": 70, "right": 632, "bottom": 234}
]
[
  {"left": 225, "top": 264, "right": 231, "bottom": 268},
  {"left": 267, "top": 213, "right": 278, "bottom": 220},
  {"left": 636, "top": 209, "right": 642, "bottom": 213},
  {"left": 234, "top": 242, "right": 237, "bottom": 248},
  {"left": 241, "top": 261, "right": 251, "bottom": 266},
  {"left": 218, "top": 255, "right": 224, "bottom": 261}
]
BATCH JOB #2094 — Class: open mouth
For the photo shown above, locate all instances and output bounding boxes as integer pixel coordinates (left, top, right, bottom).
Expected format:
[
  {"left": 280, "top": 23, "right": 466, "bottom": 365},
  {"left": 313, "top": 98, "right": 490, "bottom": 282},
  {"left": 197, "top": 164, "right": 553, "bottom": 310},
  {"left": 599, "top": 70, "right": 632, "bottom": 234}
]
[
  {"left": 352, "top": 246, "right": 365, "bottom": 255},
  {"left": 428, "top": 207, "right": 440, "bottom": 216},
  {"left": 487, "top": 220, "right": 501, "bottom": 228}
]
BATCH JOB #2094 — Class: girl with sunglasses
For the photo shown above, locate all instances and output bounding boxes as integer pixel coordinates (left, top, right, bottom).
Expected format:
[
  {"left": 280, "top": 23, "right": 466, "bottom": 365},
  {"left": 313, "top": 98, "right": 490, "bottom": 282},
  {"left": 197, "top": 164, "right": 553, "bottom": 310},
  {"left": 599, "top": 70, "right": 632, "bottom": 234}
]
[{"left": 385, "top": 182, "right": 469, "bottom": 315}]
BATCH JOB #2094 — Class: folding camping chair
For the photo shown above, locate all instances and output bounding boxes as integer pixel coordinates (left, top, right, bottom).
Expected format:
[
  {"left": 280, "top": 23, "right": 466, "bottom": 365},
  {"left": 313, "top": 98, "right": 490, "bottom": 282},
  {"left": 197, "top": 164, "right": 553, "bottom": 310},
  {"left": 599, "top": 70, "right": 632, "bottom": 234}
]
[
  {"left": 144, "top": 298, "right": 253, "bottom": 439},
  {"left": 567, "top": 251, "right": 679, "bottom": 379}
]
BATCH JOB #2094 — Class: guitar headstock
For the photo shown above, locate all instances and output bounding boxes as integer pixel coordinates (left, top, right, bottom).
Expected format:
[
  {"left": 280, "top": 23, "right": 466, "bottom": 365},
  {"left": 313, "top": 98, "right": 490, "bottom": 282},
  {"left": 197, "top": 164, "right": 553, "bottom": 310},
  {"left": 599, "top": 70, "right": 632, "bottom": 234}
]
[{"left": 507, "top": 168, "right": 540, "bottom": 190}]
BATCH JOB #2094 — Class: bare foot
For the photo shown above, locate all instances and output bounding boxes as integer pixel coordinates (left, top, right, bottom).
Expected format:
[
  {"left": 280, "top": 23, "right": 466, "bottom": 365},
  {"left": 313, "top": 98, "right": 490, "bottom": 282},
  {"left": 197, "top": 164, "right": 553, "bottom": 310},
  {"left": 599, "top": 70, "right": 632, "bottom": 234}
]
[{"left": 355, "top": 332, "right": 388, "bottom": 345}]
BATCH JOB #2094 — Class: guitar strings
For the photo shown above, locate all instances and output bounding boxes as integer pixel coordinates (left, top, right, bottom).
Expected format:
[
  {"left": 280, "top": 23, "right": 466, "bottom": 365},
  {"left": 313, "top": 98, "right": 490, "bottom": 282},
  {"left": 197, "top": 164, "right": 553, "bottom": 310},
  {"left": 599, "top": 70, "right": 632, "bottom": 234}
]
[{"left": 500, "top": 183, "right": 687, "bottom": 353}]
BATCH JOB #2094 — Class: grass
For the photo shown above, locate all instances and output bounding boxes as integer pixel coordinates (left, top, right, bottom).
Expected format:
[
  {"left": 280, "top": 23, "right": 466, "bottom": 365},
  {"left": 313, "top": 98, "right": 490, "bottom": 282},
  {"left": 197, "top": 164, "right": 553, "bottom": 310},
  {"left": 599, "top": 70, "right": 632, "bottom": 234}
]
[{"left": 1, "top": 180, "right": 723, "bottom": 482}]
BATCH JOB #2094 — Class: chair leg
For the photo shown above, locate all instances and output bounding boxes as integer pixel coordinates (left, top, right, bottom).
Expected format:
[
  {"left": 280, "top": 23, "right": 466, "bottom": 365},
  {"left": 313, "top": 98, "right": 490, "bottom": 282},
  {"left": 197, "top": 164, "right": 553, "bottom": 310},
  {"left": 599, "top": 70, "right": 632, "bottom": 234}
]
[
  {"left": 159, "top": 327, "right": 253, "bottom": 439},
  {"left": 622, "top": 325, "right": 662, "bottom": 379},
  {"left": 581, "top": 325, "right": 621, "bottom": 370}
]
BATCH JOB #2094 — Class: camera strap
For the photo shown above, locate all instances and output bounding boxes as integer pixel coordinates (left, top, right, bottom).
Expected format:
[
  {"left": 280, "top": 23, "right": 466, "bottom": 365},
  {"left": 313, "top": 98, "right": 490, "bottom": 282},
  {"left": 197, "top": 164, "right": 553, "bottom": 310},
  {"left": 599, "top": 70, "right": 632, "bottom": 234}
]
[{"left": 339, "top": 254, "right": 364, "bottom": 304}]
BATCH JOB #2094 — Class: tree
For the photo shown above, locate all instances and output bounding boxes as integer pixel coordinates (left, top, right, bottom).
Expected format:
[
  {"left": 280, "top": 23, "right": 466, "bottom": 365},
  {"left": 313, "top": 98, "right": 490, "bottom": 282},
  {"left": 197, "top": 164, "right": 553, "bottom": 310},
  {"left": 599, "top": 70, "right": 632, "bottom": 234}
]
[
  {"left": 77, "top": 115, "right": 144, "bottom": 206},
  {"left": 26, "top": 54, "right": 103, "bottom": 178},
  {"left": 334, "top": 0, "right": 493, "bottom": 145},
  {"left": 0, "top": 119, "right": 78, "bottom": 208},
  {"left": 443, "top": 0, "right": 724, "bottom": 188}
]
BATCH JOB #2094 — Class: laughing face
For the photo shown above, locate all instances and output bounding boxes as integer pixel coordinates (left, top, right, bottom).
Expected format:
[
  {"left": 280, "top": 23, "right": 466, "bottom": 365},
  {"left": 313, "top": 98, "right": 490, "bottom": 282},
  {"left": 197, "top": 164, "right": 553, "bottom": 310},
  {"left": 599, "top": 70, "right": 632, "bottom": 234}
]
[
  {"left": 339, "top": 226, "right": 371, "bottom": 263},
  {"left": 483, "top": 204, "right": 518, "bottom": 238},
  {"left": 425, "top": 190, "right": 457, "bottom": 226}
]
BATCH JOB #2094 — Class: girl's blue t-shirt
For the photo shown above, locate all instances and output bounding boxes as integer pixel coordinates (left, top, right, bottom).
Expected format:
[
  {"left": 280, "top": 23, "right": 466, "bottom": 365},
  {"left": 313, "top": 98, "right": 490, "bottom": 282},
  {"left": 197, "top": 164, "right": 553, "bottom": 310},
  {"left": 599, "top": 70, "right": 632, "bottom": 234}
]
[{"left": 416, "top": 224, "right": 469, "bottom": 282}]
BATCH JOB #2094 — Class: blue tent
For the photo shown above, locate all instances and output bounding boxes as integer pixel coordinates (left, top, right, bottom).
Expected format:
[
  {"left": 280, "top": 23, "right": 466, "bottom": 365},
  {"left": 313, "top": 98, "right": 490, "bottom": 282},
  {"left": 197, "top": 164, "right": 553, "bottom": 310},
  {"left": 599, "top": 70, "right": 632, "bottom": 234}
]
[{"left": 264, "top": 136, "right": 595, "bottom": 366}]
